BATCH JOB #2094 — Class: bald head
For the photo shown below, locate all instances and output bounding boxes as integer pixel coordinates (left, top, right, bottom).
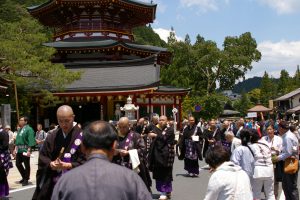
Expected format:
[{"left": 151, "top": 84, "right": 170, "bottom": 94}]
[
  {"left": 57, "top": 105, "right": 75, "bottom": 134},
  {"left": 57, "top": 105, "right": 74, "bottom": 117},
  {"left": 118, "top": 117, "right": 130, "bottom": 126},
  {"left": 118, "top": 117, "right": 130, "bottom": 136}
]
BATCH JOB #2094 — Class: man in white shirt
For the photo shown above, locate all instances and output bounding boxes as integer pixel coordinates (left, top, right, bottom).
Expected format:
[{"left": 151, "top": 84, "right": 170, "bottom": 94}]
[
  {"left": 273, "top": 121, "right": 299, "bottom": 200},
  {"left": 225, "top": 131, "right": 241, "bottom": 154}
]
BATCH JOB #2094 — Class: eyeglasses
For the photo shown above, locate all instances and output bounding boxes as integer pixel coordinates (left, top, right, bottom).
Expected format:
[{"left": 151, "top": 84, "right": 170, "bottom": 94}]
[{"left": 58, "top": 119, "right": 73, "bottom": 125}]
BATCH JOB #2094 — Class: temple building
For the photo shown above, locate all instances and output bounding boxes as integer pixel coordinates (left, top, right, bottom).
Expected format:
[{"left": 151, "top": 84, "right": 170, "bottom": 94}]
[{"left": 28, "top": 0, "right": 190, "bottom": 125}]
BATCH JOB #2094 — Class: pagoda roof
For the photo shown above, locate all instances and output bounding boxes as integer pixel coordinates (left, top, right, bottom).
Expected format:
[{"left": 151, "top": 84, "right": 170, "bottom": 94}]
[
  {"left": 44, "top": 39, "right": 167, "bottom": 52},
  {"left": 28, "top": 0, "right": 157, "bottom": 27},
  {"left": 59, "top": 55, "right": 160, "bottom": 92},
  {"left": 28, "top": 0, "right": 156, "bottom": 11},
  {"left": 45, "top": 39, "right": 171, "bottom": 64}
]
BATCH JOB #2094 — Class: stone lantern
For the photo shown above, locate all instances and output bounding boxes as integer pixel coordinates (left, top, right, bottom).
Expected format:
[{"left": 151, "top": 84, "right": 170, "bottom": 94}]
[{"left": 120, "top": 96, "right": 139, "bottom": 120}]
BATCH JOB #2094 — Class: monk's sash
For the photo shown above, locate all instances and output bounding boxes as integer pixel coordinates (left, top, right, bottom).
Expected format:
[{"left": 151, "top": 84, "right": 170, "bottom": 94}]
[
  {"left": 118, "top": 132, "right": 134, "bottom": 168},
  {"left": 53, "top": 131, "right": 83, "bottom": 183}
]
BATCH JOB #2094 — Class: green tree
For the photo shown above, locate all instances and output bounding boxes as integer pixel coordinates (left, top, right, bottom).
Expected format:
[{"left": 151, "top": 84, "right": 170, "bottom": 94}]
[
  {"left": 248, "top": 88, "right": 261, "bottom": 105},
  {"left": 197, "top": 94, "right": 224, "bottom": 120},
  {"left": 162, "top": 32, "right": 261, "bottom": 96},
  {"left": 133, "top": 26, "right": 167, "bottom": 47},
  {"left": 161, "top": 30, "right": 194, "bottom": 92},
  {"left": 292, "top": 65, "right": 300, "bottom": 89},
  {"left": 184, "top": 34, "right": 191, "bottom": 45},
  {"left": 277, "top": 69, "right": 293, "bottom": 96},
  {"left": 167, "top": 27, "right": 177, "bottom": 45},
  {"left": 191, "top": 38, "right": 220, "bottom": 95},
  {"left": 233, "top": 91, "right": 252, "bottom": 117},
  {"left": 260, "top": 71, "right": 276, "bottom": 106},
  {"left": 0, "top": 8, "right": 81, "bottom": 115},
  {"left": 219, "top": 32, "right": 261, "bottom": 90}
]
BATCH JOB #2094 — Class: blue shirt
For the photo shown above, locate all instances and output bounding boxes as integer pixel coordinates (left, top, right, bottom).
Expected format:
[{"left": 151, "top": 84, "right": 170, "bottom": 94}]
[
  {"left": 231, "top": 145, "right": 255, "bottom": 179},
  {"left": 278, "top": 130, "right": 299, "bottom": 161}
]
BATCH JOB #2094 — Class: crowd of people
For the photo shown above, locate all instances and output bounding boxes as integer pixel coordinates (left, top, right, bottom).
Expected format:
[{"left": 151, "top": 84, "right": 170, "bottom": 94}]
[{"left": 0, "top": 105, "right": 300, "bottom": 200}]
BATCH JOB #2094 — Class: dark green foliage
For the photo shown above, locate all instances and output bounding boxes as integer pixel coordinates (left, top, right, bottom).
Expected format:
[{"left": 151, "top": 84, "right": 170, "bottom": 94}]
[
  {"left": 0, "top": 0, "right": 80, "bottom": 117},
  {"left": 292, "top": 65, "right": 300, "bottom": 89},
  {"left": 133, "top": 26, "right": 167, "bottom": 47},
  {"left": 260, "top": 71, "right": 276, "bottom": 107},
  {"left": 277, "top": 69, "right": 294, "bottom": 96},
  {"left": 182, "top": 94, "right": 227, "bottom": 120},
  {"left": 233, "top": 77, "right": 262, "bottom": 93},
  {"left": 161, "top": 31, "right": 261, "bottom": 97},
  {"left": 247, "top": 88, "right": 261, "bottom": 105},
  {"left": 233, "top": 91, "right": 252, "bottom": 117}
]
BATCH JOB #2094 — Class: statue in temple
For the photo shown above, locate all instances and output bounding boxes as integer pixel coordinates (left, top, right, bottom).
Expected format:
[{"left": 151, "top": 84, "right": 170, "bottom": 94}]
[
  {"left": 120, "top": 96, "right": 139, "bottom": 120},
  {"left": 115, "top": 103, "right": 122, "bottom": 120}
]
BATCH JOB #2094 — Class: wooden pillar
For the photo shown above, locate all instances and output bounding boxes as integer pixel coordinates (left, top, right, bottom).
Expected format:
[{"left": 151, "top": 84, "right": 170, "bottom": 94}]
[
  {"left": 178, "top": 96, "right": 182, "bottom": 130},
  {"left": 148, "top": 95, "right": 152, "bottom": 114},
  {"left": 107, "top": 96, "right": 114, "bottom": 120}
]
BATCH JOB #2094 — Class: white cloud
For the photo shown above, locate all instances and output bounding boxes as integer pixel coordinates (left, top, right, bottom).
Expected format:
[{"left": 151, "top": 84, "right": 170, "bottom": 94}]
[
  {"left": 179, "top": 0, "right": 230, "bottom": 12},
  {"left": 248, "top": 40, "right": 300, "bottom": 78},
  {"left": 153, "top": 28, "right": 184, "bottom": 42},
  {"left": 257, "top": 0, "right": 300, "bottom": 14}
]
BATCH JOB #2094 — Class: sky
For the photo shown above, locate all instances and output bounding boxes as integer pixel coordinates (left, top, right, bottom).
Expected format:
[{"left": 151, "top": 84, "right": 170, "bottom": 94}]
[{"left": 140, "top": 0, "right": 300, "bottom": 79}]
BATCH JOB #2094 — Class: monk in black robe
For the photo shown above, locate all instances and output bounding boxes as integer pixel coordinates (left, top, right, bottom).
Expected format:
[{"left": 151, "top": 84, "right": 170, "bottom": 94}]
[
  {"left": 202, "top": 119, "right": 221, "bottom": 158},
  {"left": 113, "top": 117, "right": 152, "bottom": 192},
  {"left": 180, "top": 116, "right": 203, "bottom": 176},
  {"left": 32, "top": 105, "right": 86, "bottom": 200},
  {"left": 148, "top": 115, "right": 176, "bottom": 200}
]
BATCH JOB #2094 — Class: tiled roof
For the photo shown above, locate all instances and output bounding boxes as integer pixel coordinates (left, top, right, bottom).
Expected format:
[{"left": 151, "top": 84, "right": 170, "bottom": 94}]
[
  {"left": 44, "top": 39, "right": 168, "bottom": 52},
  {"left": 63, "top": 57, "right": 160, "bottom": 92},
  {"left": 28, "top": 0, "right": 156, "bottom": 12},
  {"left": 248, "top": 105, "right": 272, "bottom": 112},
  {"left": 274, "top": 88, "right": 300, "bottom": 101},
  {"left": 286, "top": 105, "right": 300, "bottom": 114}
]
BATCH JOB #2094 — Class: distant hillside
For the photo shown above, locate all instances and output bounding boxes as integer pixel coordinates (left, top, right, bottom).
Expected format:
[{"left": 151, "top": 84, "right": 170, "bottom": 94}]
[
  {"left": 232, "top": 77, "right": 262, "bottom": 93},
  {"left": 133, "top": 26, "right": 167, "bottom": 47}
]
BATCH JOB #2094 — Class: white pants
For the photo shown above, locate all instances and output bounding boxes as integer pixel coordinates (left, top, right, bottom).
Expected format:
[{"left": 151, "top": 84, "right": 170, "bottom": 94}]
[{"left": 252, "top": 177, "right": 275, "bottom": 200}]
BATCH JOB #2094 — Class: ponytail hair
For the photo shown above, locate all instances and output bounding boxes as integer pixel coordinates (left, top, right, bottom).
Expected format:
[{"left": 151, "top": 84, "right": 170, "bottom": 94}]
[
  {"left": 240, "top": 128, "right": 252, "bottom": 146},
  {"left": 239, "top": 128, "right": 255, "bottom": 157}
]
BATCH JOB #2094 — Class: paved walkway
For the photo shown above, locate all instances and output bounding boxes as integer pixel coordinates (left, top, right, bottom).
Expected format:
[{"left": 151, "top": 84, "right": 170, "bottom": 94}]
[{"left": 8, "top": 151, "right": 38, "bottom": 190}]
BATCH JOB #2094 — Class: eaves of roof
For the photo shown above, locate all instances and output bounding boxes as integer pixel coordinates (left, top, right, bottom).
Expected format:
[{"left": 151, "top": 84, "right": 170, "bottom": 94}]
[
  {"left": 44, "top": 40, "right": 168, "bottom": 52},
  {"left": 28, "top": 0, "right": 156, "bottom": 13},
  {"left": 274, "top": 88, "right": 300, "bottom": 101}
]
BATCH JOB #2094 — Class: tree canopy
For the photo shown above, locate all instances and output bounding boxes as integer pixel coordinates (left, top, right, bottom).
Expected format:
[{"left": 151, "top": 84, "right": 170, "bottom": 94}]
[
  {"left": 0, "top": 0, "right": 81, "bottom": 116},
  {"left": 161, "top": 32, "right": 262, "bottom": 96}
]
